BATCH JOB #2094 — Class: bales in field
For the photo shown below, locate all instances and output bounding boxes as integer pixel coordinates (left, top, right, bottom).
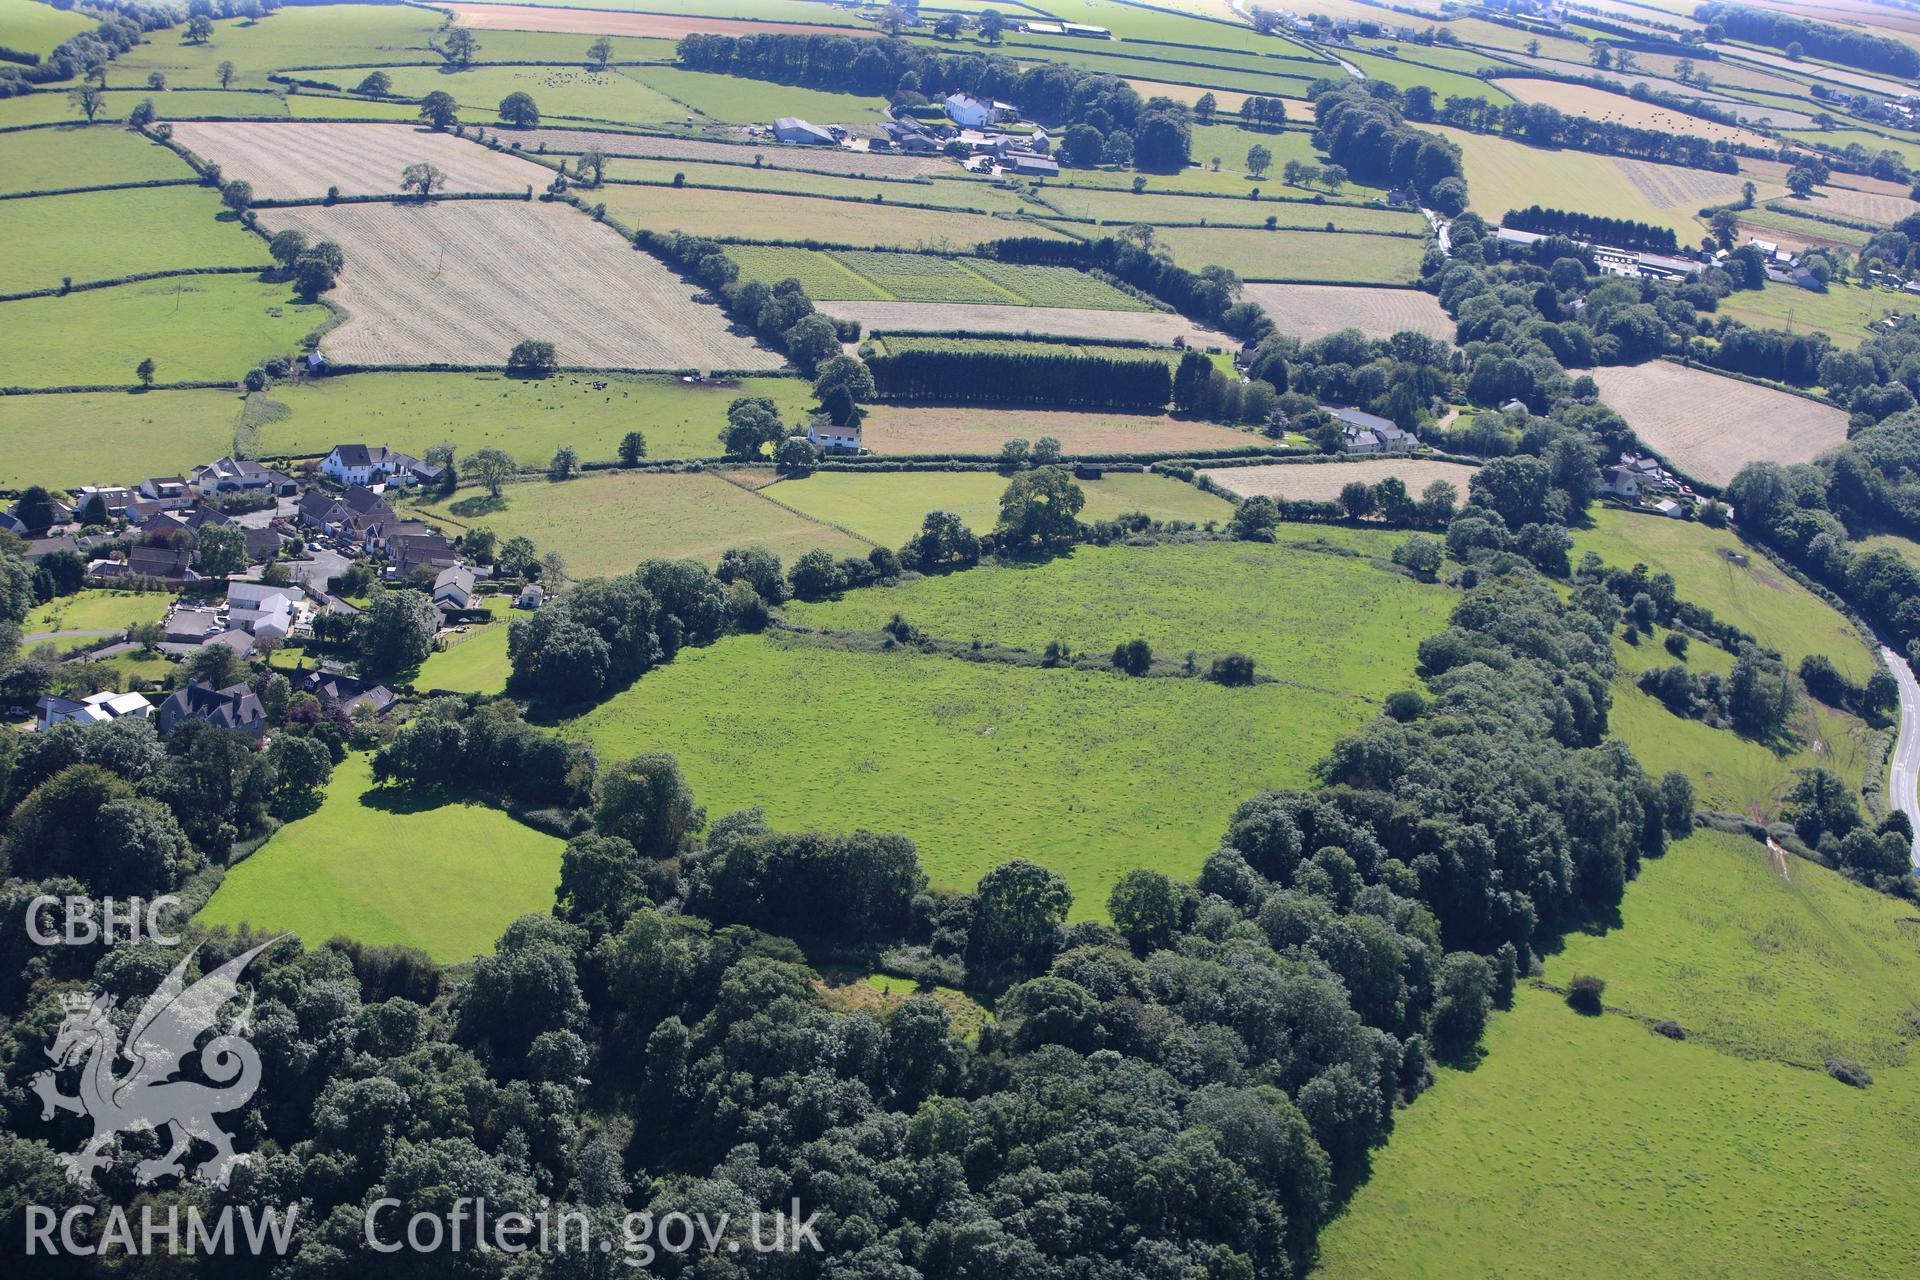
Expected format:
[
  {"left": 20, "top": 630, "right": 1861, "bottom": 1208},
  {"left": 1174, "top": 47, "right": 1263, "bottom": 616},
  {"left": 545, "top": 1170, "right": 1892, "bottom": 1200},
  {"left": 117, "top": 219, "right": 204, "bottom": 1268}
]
[
  {"left": 1585, "top": 362, "right": 1848, "bottom": 487},
  {"left": 258, "top": 201, "right": 784, "bottom": 370},
  {"left": 168, "top": 121, "right": 552, "bottom": 199},
  {"left": 1242, "top": 283, "right": 1454, "bottom": 341}
]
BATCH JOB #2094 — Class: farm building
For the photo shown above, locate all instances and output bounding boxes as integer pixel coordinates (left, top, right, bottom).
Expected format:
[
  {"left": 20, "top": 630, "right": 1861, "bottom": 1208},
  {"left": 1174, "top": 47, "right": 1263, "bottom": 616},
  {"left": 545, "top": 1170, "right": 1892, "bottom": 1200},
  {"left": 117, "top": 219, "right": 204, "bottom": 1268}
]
[
  {"left": 1006, "top": 151, "right": 1060, "bottom": 177},
  {"left": 773, "top": 117, "right": 837, "bottom": 146},
  {"left": 1061, "top": 23, "right": 1111, "bottom": 37},
  {"left": 1331, "top": 407, "right": 1415, "bottom": 453},
  {"left": 808, "top": 421, "right": 863, "bottom": 452}
]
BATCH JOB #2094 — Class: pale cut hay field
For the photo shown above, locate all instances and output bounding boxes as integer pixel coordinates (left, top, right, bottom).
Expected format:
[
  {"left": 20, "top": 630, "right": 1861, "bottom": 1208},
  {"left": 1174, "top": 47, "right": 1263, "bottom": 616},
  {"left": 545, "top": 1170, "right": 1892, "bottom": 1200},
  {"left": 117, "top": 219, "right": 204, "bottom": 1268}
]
[
  {"left": 1243, "top": 283, "right": 1453, "bottom": 341},
  {"left": 261, "top": 200, "right": 783, "bottom": 370},
  {"left": 1198, "top": 459, "right": 1478, "bottom": 500},
  {"left": 1587, "top": 362, "right": 1849, "bottom": 487},
  {"left": 170, "top": 121, "right": 552, "bottom": 199}
]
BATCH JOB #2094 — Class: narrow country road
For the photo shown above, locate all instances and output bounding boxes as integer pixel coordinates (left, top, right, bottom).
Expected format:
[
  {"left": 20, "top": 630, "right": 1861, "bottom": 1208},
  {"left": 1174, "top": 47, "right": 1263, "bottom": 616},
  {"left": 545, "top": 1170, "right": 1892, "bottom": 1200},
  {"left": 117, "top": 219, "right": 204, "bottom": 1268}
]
[{"left": 1881, "top": 645, "right": 1920, "bottom": 870}]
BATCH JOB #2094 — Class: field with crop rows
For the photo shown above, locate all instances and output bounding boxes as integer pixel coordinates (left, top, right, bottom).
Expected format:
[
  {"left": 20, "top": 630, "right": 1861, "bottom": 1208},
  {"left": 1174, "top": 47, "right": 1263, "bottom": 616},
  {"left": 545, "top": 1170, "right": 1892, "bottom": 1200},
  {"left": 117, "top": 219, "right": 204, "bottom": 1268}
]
[
  {"left": 1152, "top": 225, "right": 1426, "bottom": 282},
  {"left": 169, "top": 121, "right": 553, "bottom": 199},
  {"left": 528, "top": 128, "right": 952, "bottom": 177},
  {"left": 1243, "top": 283, "right": 1454, "bottom": 341},
  {"left": 818, "top": 300, "right": 1223, "bottom": 344},
  {"left": 260, "top": 200, "right": 782, "bottom": 369},
  {"left": 1586, "top": 362, "right": 1849, "bottom": 487}
]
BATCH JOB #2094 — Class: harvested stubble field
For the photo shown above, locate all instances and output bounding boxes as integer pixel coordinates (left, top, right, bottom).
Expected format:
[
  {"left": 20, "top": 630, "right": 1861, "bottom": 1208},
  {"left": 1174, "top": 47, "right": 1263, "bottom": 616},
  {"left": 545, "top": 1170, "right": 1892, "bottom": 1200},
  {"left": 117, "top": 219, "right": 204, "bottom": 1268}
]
[
  {"left": 1585, "top": 362, "right": 1848, "bottom": 487},
  {"left": 168, "top": 122, "right": 552, "bottom": 199},
  {"left": 1198, "top": 459, "right": 1478, "bottom": 501},
  {"left": 417, "top": 471, "right": 867, "bottom": 578},
  {"left": 0, "top": 124, "right": 192, "bottom": 195},
  {"left": 726, "top": 246, "right": 1148, "bottom": 309},
  {"left": 1242, "top": 283, "right": 1454, "bottom": 341},
  {"left": 1791, "top": 186, "right": 1920, "bottom": 228},
  {"left": 596, "top": 158, "right": 1022, "bottom": 211},
  {"left": 816, "top": 300, "right": 1226, "bottom": 345},
  {"left": 437, "top": 2, "right": 866, "bottom": 38},
  {"left": 259, "top": 201, "right": 783, "bottom": 370},
  {"left": 859, "top": 404, "right": 1268, "bottom": 456},
  {"left": 1492, "top": 78, "right": 1775, "bottom": 148},
  {"left": 526, "top": 128, "right": 951, "bottom": 178},
  {"left": 597, "top": 183, "right": 1058, "bottom": 250}
]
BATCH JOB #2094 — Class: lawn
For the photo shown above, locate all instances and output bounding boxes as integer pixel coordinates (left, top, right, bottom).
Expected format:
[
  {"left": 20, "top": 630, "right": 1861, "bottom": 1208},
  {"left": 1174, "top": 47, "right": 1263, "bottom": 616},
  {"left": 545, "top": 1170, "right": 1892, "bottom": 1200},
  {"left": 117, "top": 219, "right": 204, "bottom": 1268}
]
[
  {"left": 0, "top": 186, "right": 268, "bottom": 295},
  {"left": 252, "top": 370, "right": 814, "bottom": 465},
  {"left": 766, "top": 470, "right": 1232, "bottom": 544},
  {"left": 571, "top": 629, "right": 1376, "bottom": 916},
  {"left": 0, "top": 276, "right": 324, "bottom": 388},
  {"left": 196, "top": 754, "right": 565, "bottom": 963},
  {"left": 1571, "top": 508, "right": 1875, "bottom": 679},
  {"left": 416, "top": 615, "right": 513, "bottom": 695},
  {"left": 1717, "top": 279, "right": 1913, "bottom": 348},
  {"left": 0, "top": 388, "right": 243, "bottom": 486},
  {"left": 599, "top": 184, "right": 1062, "bottom": 250},
  {"left": 415, "top": 470, "right": 868, "bottom": 578},
  {"left": 24, "top": 589, "right": 174, "bottom": 637},
  {"left": 0, "top": 123, "right": 195, "bottom": 195},
  {"left": 1147, "top": 226, "right": 1426, "bottom": 283},
  {"left": 787, "top": 539, "right": 1454, "bottom": 700}
]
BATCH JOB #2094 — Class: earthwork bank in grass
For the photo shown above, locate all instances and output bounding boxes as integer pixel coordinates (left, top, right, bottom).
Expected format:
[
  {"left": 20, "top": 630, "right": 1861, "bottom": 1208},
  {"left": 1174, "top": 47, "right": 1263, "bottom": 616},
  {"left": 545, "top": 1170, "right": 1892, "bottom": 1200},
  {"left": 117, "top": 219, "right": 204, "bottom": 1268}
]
[
  {"left": 259, "top": 201, "right": 783, "bottom": 370},
  {"left": 249, "top": 371, "right": 814, "bottom": 465},
  {"left": 571, "top": 630, "right": 1370, "bottom": 917},
  {"left": 768, "top": 470, "right": 1233, "bottom": 544},
  {"left": 196, "top": 755, "right": 565, "bottom": 963},
  {"left": 1585, "top": 362, "right": 1849, "bottom": 487},
  {"left": 415, "top": 471, "right": 868, "bottom": 578},
  {"left": 0, "top": 276, "right": 324, "bottom": 388}
]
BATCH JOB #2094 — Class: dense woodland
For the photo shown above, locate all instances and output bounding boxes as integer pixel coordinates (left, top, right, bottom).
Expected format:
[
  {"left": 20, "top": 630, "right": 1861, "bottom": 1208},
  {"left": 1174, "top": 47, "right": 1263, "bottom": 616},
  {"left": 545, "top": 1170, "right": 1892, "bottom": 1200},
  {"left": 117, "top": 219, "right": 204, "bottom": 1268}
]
[{"left": 1695, "top": 2, "right": 1920, "bottom": 78}]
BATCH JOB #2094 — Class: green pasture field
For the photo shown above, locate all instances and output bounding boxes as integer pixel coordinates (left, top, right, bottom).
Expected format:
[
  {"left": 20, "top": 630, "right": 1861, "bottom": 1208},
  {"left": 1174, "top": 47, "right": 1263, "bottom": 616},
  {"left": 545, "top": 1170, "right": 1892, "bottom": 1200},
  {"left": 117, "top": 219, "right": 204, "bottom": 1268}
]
[
  {"left": 571, "top": 629, "right": 1367, "bottom": 916},
  {"left": 1606, "top": 673, "right": 1872, "bottom": 820},
  {"left": 0, "top": 388, "right": 241, "bottom": 485},
  {"left": 321, "top": 63, "right": 683, "bottom": 127},
  {"left": 1571, "top": 509, "right": 1875, "bottom": 679},
  {"left": 788, "top": 539, "right": 1454, "bottom": 699},
  {"left": 768, "top": 469, "right": 1232, "bottom": 543},
  {"left": 994, "top": 43, "right": 1323, "bottom": 100},
  {"left": 106, "top": 5, "right": 442, "bottom": 91},
  {"left": 0, "top": 0, "right": 92, "bottom": 57},
  {"left": 0, "top": 123, "right": 193, "bottom": 194},
  {"left": 1318, "top": 988, "right": 1920, "bottom": 1279},
  {"left": 1553, "top": 827, "right": 1920, "bottom": 1068},
  {"left": 1342, "top": 50, "right": 1515, "bottom": 102},
  {"left": 1436, "top": 125, "right": 1729, "bottom": 240},
  {"left": 726, "top": 244, "right": 883, "bottom": 297},
  {"left": 415, "top": 470, "right": 868, "bottom": 578},
  {"left": 1780, "top": 126, "right": 1920, "bottom": 170},
  {"left": 1446, "top": 14, "right": 1589, "bottom": 60},
  {"left": 197, "top": 754, "right": 564, "bottom": 963},
  {"left": 24, "top": 589, "right": 173, "bottom": 637},
  {"left": 1357, "top": 39, "right": 1518, "bottom": 78},
  {"left": 0, "top": 186, "right": 268, "bottom": 295},
  {"left": 0, "top": 275, "right": 324, "bottom": 388},
  {"left": 960, "top": 258, "right": 1154, "bottom": 308},
  {"left": 1146, "top": 225, "right": 1426, "bottom": 282},
  {"left": 599, "top": 182, "right": 1066, "bottom": 249},
  {"left": 0, "top": 88, "right": 298, "bottom": 126},
  {"left": 1038, "top": 185, "right": 1424, "bottom": 232},
  {"left": 629, "top": 65, "right": 892, "bottom": 127},
  {"left": 829, "top": 249, "right": 1026, "bottom": 303},
  {"left": 859, "top": 402, "right": 1259, "bottom": 455},
  {"left": 252, "top": 371, "right": 813, "bottom": 466},
  {"left": 1185, "top": 123, "right": 1372, "bottom": 188},
  {"left": 595, "top": 157, "right": 1021, "bottom": 211},
  {"left": 283, "top": 94, "right": 443, "bottom": 121},
  {"left": 1717, "top": 279, "right": 1911, "bottom": 348},
  {"left": 416, "top": 613, "right": 513, "bottom": 696},
  {"left": 1736, "top": 205, "right": 1874, "bottom": 250}
]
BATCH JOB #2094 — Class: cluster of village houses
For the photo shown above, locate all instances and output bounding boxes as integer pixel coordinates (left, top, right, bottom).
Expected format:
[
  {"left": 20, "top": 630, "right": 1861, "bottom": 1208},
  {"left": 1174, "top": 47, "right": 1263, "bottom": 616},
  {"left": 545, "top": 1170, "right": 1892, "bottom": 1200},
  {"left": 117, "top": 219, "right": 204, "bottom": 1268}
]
[
  {"left": 12, "top": 444, "right": 531, "bottom": 738},
  {"left": 768, "top": 91, "right": 1060, "bottom": 177}
]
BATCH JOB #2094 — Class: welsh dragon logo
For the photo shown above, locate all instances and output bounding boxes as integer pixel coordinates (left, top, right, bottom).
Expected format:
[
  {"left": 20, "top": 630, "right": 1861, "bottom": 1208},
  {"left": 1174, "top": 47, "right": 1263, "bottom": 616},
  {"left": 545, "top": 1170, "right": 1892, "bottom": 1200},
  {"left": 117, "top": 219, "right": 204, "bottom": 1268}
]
[{"left": 32, "top": 938, "right": 283, "bottom": 1188}]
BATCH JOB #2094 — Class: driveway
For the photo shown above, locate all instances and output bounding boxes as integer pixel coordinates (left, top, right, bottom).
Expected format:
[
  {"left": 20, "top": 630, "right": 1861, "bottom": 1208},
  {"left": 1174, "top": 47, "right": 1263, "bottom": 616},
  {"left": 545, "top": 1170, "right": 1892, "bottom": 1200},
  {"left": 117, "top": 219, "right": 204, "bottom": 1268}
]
[{"left": 1880, "top": 645, "right": 1920, "bottom": 871}]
